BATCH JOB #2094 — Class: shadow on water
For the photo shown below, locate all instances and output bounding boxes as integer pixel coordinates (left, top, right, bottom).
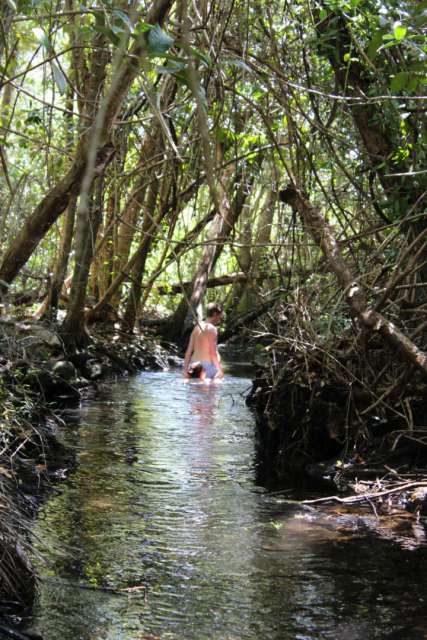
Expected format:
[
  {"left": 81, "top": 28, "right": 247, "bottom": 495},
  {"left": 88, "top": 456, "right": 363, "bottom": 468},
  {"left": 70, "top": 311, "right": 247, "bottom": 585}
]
[{"left": 18, "top": 370, "right": 427, "bottom": 640}]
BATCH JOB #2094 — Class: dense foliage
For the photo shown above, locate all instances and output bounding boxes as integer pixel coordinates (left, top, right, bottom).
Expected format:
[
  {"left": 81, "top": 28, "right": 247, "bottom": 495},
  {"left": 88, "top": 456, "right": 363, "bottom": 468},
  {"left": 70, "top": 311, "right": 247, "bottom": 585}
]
[{"left": 0, "top": 0, "right": 426, "bottom": 452}]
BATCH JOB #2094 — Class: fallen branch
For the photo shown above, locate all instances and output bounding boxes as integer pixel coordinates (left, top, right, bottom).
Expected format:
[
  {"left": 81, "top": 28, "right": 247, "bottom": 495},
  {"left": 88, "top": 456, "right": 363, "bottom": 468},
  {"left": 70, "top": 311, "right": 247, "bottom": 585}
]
[
  {"left": 154, "top": 271, "right": 249, "bottom": 295},
  {"left": 280, "top": 185, "right": 427, "bottom": 377},
  {"left": 302, "top": 481, "right": 427, "bottom": 505}
]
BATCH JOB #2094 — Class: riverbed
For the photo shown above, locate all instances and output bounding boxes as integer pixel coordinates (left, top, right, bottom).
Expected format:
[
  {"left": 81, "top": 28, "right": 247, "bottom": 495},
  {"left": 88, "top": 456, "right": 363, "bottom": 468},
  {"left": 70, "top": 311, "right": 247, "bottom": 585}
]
[{"left": 25, "top": 367, "right": 427, "bottom": 640}]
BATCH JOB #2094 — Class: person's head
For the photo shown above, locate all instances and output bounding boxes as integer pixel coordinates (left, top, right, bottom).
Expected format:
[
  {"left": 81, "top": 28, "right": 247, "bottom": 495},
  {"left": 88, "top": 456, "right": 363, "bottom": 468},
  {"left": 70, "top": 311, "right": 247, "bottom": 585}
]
[
  {"left": 205, "top": 301, "right": 223, "bottom": 325},
  {"left": 188, "top": 361, "right": 206, "bottom": 380}
]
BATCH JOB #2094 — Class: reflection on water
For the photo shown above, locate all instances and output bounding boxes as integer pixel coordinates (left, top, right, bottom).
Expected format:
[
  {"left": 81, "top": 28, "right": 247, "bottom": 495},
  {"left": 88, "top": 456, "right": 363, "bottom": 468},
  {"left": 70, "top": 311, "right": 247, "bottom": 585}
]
[{"left": 25, "top": 370, "right": 427, "bottom": 640}]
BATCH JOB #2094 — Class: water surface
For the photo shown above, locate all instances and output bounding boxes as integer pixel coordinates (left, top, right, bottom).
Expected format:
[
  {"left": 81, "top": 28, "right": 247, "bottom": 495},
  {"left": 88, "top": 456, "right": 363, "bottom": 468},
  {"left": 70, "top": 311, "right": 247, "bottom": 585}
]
[{"left": 26, "top": 369, "right": 427, "bottom": 640}]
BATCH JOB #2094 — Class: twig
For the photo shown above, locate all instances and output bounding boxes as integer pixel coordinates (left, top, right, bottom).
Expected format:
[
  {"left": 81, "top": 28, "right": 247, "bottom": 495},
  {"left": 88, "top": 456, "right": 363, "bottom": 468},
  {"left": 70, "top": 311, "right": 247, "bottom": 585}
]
[{"left": 302, "top": 481, "right": 427, "bottom": 505}]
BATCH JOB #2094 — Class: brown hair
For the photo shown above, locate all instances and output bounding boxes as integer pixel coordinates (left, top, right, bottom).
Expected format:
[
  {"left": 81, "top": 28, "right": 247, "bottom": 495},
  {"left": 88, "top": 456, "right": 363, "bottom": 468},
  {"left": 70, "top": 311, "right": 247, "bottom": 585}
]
[{"left": 206, "top": 302, "right": 223, "bottom": 318}]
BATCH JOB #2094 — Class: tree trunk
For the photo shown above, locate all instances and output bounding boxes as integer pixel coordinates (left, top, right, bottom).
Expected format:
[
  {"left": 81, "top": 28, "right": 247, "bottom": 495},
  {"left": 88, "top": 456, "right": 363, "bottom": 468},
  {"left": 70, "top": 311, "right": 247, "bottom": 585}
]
[
  {"left": 42, "top": 196, "right": 77, "bottom": 322},
  {"left": 61, "top": 178, "right": 104, "bottom": 346},
  {"left": 280, "top": 185, "right": 427, "bottom": 377},
  {"left": 86, "top": 188, "right": 172, "bottom": 324},
  {"left": 0, "top": 3, "right": 14, "bottom": 59},
  {"left": 111, "top": 140, "right": 155, "bottom": 302},
  {"left": 232, "top": 175, "right": 275, "bottom": 321},
  {"left": 0, "top": 0, "right": 175, "bottom": 293},
  {"left": 120, "top": 174, "right": 161, "bottom": 332},
  {"left": 227, "top": 218, "right": 253, "bottom": 318},
  {"left": 168, "top": 163, "right": 234, "bottom": 335},
  {"left": 93, "top": 190, "right": 116, "bottom": 300},
  {"left": 138, "top": 202, "right": 214, "bottom": 318},
  {"left": 171, "top": 163, "right": 257, "bottom": 338},
  {"left": 316, "top": 9, "right": 427, "bottom": 281}
]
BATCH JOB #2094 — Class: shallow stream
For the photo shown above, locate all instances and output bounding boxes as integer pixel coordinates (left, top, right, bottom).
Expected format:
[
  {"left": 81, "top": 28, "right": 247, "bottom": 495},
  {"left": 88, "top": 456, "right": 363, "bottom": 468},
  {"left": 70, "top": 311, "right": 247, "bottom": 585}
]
[{"left": 25, "top": 367, "right": 427, "bottom": 640}]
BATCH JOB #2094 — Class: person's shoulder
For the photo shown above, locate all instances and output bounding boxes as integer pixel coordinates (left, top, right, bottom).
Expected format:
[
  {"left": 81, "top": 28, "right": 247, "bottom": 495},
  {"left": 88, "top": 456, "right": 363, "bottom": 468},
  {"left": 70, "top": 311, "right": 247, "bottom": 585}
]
[{"left": 203, "top": 321, "right": 217, "bottom": 333}]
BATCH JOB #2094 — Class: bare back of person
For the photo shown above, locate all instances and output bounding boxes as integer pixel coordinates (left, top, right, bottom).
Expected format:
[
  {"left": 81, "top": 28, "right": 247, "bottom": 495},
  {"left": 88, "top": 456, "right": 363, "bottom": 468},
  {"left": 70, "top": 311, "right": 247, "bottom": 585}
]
[
  {"left": 183, "top": 303, "right": 224, "bottom": 380},
  {"left": 191, "top": 321, "right": 217, "bottom": 361}
]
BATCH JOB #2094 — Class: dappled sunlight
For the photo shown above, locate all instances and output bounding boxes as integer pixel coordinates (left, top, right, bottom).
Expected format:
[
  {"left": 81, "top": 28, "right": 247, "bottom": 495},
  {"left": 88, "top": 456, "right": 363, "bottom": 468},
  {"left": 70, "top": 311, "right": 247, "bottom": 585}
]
[{"left": 25, "top": 372, "right": 427, "bottom": 640}]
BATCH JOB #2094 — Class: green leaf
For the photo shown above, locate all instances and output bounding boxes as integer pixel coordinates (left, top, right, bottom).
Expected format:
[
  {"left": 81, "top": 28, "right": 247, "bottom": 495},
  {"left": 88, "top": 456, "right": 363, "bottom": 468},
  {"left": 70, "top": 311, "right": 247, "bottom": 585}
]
[
  {"left": 393, "top": 24, "right": 407, "bottom": 41},
  {"left": 113, "top": 9, "right": 133, "bottom": 32},
  {"left": 51, "top": 61, "right": 67, "bottom": 94},
  {"left": 94, "top": 9, "right": 105, "bottom": 28},
  {"left": 156, "top": 60, "right": 186, "bottom": 74},
  {"left": 93, "top": 25, "right": 120, "bottom": 45},
  {"left": 216, "top": 127, "right": 236, "bottom": 146},
  {"left": 5, "top": 0, "right": 17, "bottom": 11},
  {"left": 407, "top": 75, "right": 420, "bottom": 93},
  {"left": 26, "top": 109, "right": 42, "bottom": 125},
  {"left": 172, "top": 69, "right": 190, "bottom": 86},
  {"left": 367, "top": 31, "right": 384, "bottom": 60},
  {"left": 133, "top": 21, "right": 151, "bottom": 36},
  {"left": 186, "top": 45, "right": 212, "bottom": 68},
  {"left": 148, "top": 24, "right": 174, "bottom": 56},
  {"left": 251, "top": 88, "right": 264, "bottom": 101},
  {"left": 390, "top": 71, "right": 409, "bottom": 93},
  {"left": 381, "top": 40, "right": 399, "bottom": 50},
  {"left": 111, "top": 24, "right": 126, "bottom": 35}
]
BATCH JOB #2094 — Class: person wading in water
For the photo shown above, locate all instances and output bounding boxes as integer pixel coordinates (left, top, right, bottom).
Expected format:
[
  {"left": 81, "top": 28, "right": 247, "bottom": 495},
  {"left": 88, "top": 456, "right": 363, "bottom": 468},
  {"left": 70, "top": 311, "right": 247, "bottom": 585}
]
[{"left": 183, "top": 302, "right": 224, "bottom": 381}]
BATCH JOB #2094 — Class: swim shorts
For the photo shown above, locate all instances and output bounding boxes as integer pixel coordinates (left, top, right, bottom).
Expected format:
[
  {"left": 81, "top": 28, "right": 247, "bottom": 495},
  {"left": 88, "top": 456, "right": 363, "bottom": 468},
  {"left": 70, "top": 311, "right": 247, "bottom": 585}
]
[{"left": 192, "top": 360, "right": 218, "bottom": 379}]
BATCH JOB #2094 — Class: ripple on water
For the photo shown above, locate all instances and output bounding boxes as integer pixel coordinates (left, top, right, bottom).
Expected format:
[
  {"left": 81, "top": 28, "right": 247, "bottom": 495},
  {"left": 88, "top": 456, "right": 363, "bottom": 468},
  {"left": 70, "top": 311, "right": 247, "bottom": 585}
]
[{"left": 24, "top": 370, "right": 427, "bottom": 640}]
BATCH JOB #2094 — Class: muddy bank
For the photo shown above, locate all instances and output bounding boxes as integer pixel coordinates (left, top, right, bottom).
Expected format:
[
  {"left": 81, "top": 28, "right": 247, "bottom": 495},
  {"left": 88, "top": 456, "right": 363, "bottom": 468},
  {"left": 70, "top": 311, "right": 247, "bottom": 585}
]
[
  {"left": 246, "top": 338, "right": 427, "bottom": 517},
  {"left": 0, "top": 318, "right": 175, "bottom": 615}
]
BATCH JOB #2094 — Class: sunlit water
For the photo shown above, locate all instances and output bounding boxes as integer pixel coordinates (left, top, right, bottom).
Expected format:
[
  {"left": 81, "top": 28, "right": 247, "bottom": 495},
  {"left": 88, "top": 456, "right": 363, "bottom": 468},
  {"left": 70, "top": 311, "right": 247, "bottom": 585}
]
[{"left": 25, "top": 368, "right": 427, "bottom": 640}]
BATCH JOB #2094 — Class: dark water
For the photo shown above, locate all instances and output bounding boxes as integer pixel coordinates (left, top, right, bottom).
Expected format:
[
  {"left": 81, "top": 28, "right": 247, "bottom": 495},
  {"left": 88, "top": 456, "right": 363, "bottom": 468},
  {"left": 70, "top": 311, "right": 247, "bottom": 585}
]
[{"left": 25, "top": 368, "right": 427, "bottom": 640}]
